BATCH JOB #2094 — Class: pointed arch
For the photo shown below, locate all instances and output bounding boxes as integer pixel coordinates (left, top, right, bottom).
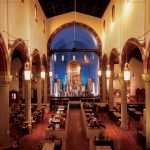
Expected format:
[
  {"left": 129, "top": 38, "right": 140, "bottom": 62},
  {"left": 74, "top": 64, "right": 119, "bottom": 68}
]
[
  {"left": 109, "top": 48, "right": 119, "bottom": 71},
  {"left": 42, "top": 54, "right": 47, "bottom": 70},
  {"left": 102, "top": 53, "right": 108, "bottom": 71},
  {"left": 121, "top": 37, "right": 144, "bottom": 71},
  {"left": 9, "top": 38, "right": 29, "bottom": 67},
  {"left": 0, "top": 33, "right": 8, "bottom": 75},
  {"left": 31, "top": 49, "right": 41, "bottom": 74}
]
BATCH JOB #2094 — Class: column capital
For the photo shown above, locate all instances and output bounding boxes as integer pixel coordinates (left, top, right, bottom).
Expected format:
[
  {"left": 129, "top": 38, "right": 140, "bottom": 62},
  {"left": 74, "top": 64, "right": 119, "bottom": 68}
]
[
  {"left": 102, "top": 71, "right": 106, "bottom": 76},
  {"left": 142, "top": 74, "right": 150, "bottom": 83},
  {"left": 118, "top": 73, "right": 124, "bottom": 81},
  {"left": 0, "top": 75, "right": 12, "bottom": 85}
]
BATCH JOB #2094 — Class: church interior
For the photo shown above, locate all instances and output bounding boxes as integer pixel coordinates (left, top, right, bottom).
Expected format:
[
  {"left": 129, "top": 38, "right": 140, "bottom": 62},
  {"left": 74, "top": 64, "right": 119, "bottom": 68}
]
[{"left": 0, "top": 0, "right": 150, "bottom": 150}]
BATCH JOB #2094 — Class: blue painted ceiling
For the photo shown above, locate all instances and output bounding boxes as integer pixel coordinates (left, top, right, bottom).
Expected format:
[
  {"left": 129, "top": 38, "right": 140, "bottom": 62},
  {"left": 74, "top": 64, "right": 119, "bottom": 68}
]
[{"left": 50, "top": 25, "right": 99, "bottom": 49}]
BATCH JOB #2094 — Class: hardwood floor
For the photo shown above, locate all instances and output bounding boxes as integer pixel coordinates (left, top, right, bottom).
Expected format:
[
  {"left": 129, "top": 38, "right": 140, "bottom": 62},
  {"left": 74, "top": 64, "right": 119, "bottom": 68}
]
[
  {"left": 18, "top": 113, "right": 50, "bottom": 150},
  {"left": 99, "top": 112, "right": 143, "bottom": 150},
  {"left": 10, "top": 109, "right": 143, "bottom": 150}
]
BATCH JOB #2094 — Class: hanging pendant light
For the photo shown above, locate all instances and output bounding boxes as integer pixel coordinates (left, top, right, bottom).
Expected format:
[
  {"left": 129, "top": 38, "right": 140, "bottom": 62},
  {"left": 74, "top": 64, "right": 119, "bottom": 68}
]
[
  {"left": 73, "top": 55, "right": 76, "bottom": 60},
  {"left": 24, "top": 62, "right": 31, "bottom": 80},
  {"left": 98, "top": 68, "right": 101, "bottom": 77},
  {"left": 62, "top": 55, "right": 64, "bottom": 62},
  {"left": 41, "top": 65, "right": 45, "bottom": 80},
  {"left": 54, "top": 54, "right": 57, "bottom": 62},
  {"left": 49, "top": 69, "right": 53, "bottom": 78},
  {"left": 106, "top": 65, "right": 111, "bottom": 78},
  {"left": 123, "top": 47, "right": 130, "bottom": 81},
  {"left": 124, "top": 62, "right": 130, "bottom": 80}
]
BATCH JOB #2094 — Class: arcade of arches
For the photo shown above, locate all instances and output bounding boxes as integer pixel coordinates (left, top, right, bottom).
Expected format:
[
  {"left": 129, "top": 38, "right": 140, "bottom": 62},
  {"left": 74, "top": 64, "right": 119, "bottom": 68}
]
[{"left": 0, "top": 0, "right": 150, "bottom": 150}]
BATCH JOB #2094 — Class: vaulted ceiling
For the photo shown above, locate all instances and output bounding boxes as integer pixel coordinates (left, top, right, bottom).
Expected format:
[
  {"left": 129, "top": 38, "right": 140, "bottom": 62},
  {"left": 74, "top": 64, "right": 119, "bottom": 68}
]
[{"left": 38, "top": 0, "right": 111, "bottom": 18}]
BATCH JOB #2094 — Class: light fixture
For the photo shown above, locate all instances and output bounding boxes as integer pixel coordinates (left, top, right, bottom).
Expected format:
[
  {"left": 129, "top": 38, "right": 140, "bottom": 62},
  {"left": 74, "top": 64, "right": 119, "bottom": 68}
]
[
  {"left": 73, "top": 55, "right": 76, "bottom": 60},
  {"left": 106, "top": 65, "right": 111, "bottom": 78},
  {"left": 54, "top": 54, "right": 57, "bottom": 62},
  {"left": 83, "top": 54, "right": 89, "bottom": 63},
  {"left": 124, "top": 47, "right": 130, "bottom": 81},
  {"left": 41, "top": 65, "right": 45, "bottom": 79},
  {"left": 98, "top": 68, "right": 101, "bottom": 77},
  {"left": 124, "top": 62, "right": 130, "bottom": 81},
  {"left": 49, "top": 69, "right": 53, "bottom": 78},
  {"left": 24, "top": 62, "right": 31, "bottom": 80},
  {"left": 62, "top": 55, "right": 64, "bottom": 62}
]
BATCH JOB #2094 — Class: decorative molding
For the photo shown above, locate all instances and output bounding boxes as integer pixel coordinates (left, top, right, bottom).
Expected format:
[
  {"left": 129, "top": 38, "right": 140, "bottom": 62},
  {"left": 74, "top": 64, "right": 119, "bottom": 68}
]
[
  {"left": 142, "top": 74, "right": 150, "bottom": 82},
  {"left": 0, "top": 75, "right": 12, "bottom": 85}
]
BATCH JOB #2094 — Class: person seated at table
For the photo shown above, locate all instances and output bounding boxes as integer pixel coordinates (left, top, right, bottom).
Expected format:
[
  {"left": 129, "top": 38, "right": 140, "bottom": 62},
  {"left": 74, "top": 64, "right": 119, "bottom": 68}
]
[
  {"left": 89, "top": 117, "right": 97, "bottom": 128},
  {"left": 60, "top": 120, "right": 65, "bottom": 129},
  {"left": 89, "top": 113, "right": 95, "bottom": 118},
  {"left": 48, "top": 122, "right": 55, "bottom": 129},
  {"left": 48, "top": 117, "right": 53, "bottom": 124}
]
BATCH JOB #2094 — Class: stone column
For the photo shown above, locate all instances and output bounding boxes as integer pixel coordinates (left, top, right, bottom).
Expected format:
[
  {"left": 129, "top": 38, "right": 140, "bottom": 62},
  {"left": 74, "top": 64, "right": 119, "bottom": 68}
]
[
  {"left": 0, "top": 75, "right": 12, "bottom": 146},
  {"left": 145, "top": 0, "right": 150, "bottom": 51},
  {"left": 142, "top": 74, "right": 150, "bottom": 149},
  {"left": 44, "top": 77, "right": 47, "bottom": 104},
  {"left": 102, "top": 71, "right": 107, "bottom": 102},
  {"left": 109, "top": 75, "right": 114, "bottom": 111},
  {"left": 25, "top": 79, "right": 31, "bottom": 125},
  {"left": 98, "top": 76, "right": 101, "bottom": 100},
  {"left": 37, "top": 76, "right": 42, "bottom": 110},
  {"left": 120, "top": 75, "right": 128, "bottom": 129}
]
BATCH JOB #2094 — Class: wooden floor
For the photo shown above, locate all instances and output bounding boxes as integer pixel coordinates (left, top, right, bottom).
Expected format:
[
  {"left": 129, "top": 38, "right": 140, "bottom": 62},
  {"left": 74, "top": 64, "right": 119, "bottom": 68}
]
[
  {"left": 9, "top": 110, "right": 143, "bottom": 150},
  {"left": 99, "top": 112, "right": 142, "bottom": 150}
]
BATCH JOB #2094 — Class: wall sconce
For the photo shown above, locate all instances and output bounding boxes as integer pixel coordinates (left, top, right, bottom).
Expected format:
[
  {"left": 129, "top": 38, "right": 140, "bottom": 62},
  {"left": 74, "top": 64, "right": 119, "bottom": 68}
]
[
  {"left": 124, "top": 63, "right": 130, "bottom": 81},
  {"left": 41, "top": 65, "right": 45, "bottom": 80},
  {"left": 24, "top": 62, "right": 31, "bottom": 81},
  {"left": 106, "top": 65, "right": 111, "bottom": 78}
]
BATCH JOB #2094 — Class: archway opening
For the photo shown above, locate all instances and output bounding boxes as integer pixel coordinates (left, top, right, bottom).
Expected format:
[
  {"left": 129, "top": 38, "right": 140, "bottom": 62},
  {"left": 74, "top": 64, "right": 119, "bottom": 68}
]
[
  {"left": 0, "top": 34, "right": 8, "bottom": 75},
  {"left": 48, "top": 23, "right": 101, "bottom": 97},
  {"left": 31, "top": 50, "right": 41, "bottom": 103},
  {"left": 9, "top": 39, "right": 29, "bottom": 106},
  {"left": 122, "top": 38, "right": 144, "bottom": 103}
]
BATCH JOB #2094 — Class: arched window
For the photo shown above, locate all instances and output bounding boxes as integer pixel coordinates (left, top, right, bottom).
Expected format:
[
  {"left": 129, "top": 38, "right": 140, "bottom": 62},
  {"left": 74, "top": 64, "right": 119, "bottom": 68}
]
[
  {"left": 112, "top": 5, "right": 115, "bottom": 22},
  {"left": 34, "top": 4, "right": 37, "bottom": 22}
]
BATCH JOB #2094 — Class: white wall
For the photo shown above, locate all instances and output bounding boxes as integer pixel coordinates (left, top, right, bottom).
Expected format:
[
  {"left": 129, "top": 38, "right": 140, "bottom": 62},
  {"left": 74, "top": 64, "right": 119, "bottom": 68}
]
[
  {"left": 47, "top": 12, "right": 102, "bottom": 43},
  {"left": 0, "top": 0, "right": 47, "bottom": 58},
  {"left": 102, "top": 0, "right": 145, "bottom": 55},
  {"left": 129, "top": 58, "right": 144, "bottom": 95}
]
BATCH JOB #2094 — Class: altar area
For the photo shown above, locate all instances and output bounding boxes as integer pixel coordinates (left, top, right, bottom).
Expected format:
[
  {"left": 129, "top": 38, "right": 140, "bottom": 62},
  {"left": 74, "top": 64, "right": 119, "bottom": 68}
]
[{"left": 52, "top": 59, "right": 97, "bottom": 98}]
